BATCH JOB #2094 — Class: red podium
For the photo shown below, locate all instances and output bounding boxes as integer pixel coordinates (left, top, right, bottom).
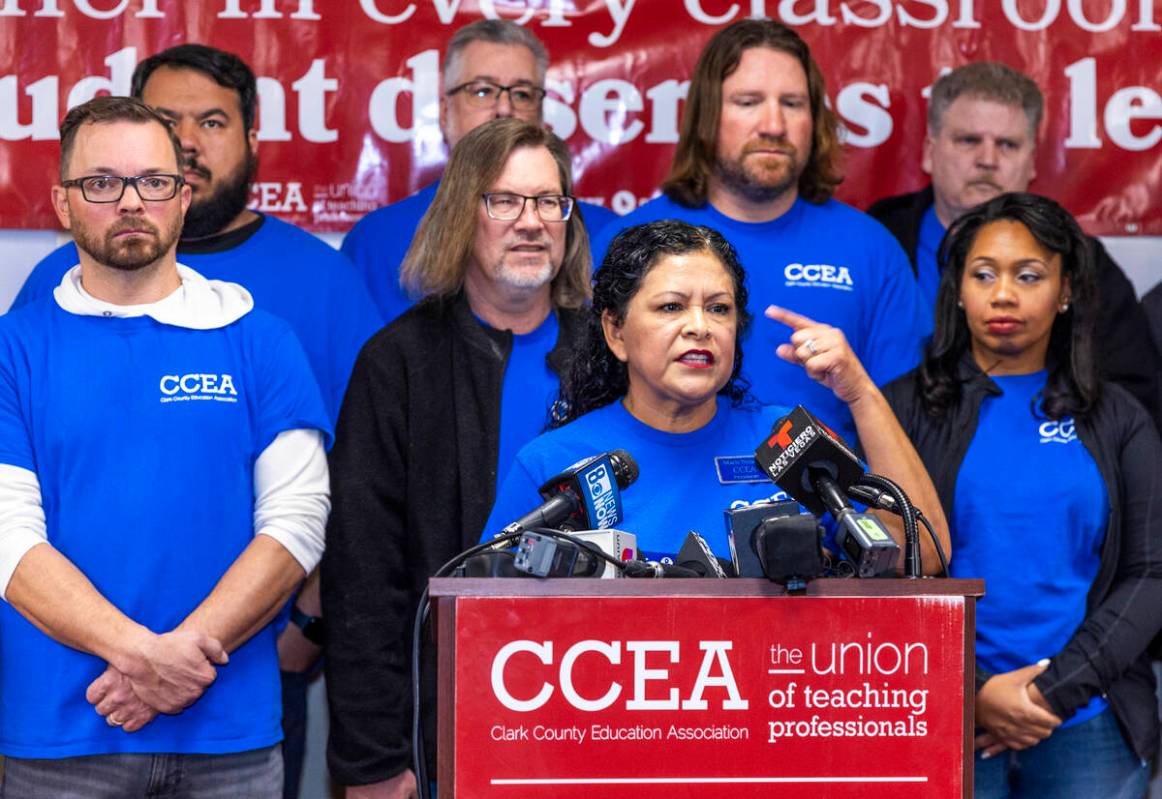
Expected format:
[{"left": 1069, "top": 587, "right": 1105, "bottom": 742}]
[{"left": 430, "top": 577, "right": 984, "bottom": 798}]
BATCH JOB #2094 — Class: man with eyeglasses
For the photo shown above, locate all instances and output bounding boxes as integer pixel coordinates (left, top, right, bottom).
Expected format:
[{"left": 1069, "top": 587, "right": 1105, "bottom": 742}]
[
  {"left": 0, "top": 96, "right": 331, "bottom": 798},
  {"left": 322, "top": 118, "right": 590, "bottom": 799},
  {"left": 341, "top": 18, "right": 616, "bottom": 323},
  {"left": 10, "top": 45, "right": 383, "bottom": 799}
]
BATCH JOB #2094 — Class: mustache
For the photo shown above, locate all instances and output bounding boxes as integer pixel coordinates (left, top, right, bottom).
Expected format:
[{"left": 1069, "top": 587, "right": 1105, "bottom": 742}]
[
  {"left": 968, "top": 177, "right": 1002, "bottom": 190},
  {"left": 743, "top": 136, "right": 796, "bottom": 156},
  {"left": 182, "top": 157, "right": 212, "bottom": 181},
  {"left": 107, "top": 217, "right": 160, "bottom": 238}
]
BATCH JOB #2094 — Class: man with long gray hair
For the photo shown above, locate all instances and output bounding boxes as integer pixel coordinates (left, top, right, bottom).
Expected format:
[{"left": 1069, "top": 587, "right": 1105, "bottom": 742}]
[{"left": 323, "top": 117, "right": 590, "bottom": 799}]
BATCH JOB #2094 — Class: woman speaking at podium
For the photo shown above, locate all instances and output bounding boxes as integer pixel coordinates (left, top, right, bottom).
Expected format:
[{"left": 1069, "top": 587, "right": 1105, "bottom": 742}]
[
  {"left": 484, "top": 219, "right": 947, "bottom": 570},
  {"left": 882, "top": 193, "right": 1162, "bottom": 797}
]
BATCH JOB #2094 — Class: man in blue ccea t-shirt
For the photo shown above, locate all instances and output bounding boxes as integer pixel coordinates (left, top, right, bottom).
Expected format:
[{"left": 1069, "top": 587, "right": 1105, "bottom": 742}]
[
  {"left": 341, "top": 18, "right": 617, "bottom": 323},
  {"left": 594, "top": 19, "right": 931, "bottom": 447},
  {"left": 0, "top": 96, "right": 331, "bottom": 797},
  {"left": 10, "top": 45, "right": 383, "bottom": 797}
]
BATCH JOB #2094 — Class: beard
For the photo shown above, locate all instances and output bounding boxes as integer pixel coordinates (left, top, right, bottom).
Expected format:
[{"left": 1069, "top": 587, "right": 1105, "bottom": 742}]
[
  {"left": 73, "top": 213, "right": 182, "bottom": 273},
  {"left": 496, "top": 259, "right": 556, "bottom": 290},
  {"left": 181, "top": 150, "right": 257, "bottom": 239},
  {"left": 714, "top": 138, "right": 804, "bottom": 204}
]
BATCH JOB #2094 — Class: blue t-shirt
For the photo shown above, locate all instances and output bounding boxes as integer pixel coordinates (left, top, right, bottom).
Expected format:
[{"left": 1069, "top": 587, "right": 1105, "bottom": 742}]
[
  {"left": 12, "top": 215, "right": 383, "bottom": 425},
  {"left": 951, "top": 371, "right": 1109, "bottom": 727},
  {"left": 916, "top": 204, "right": 946, "bottom": 310},
  {"left": 497, "top": 311, "right": 561, "bottom": 479},
  {"left": 593, "top": 195, "right": 931, "bottom": 446},
  {"left": 484, "top": 398, "right": 793, "bottom": 561},
  {"left": 0, "top": 296, "right": 331, "bottom": 758},
  {"left": 342, "top": 180, "right": 618, "bottom": 324}
]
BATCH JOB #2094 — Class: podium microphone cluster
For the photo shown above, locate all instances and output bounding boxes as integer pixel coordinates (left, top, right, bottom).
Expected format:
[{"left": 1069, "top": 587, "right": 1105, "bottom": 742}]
[{"left": 754, "top": 406, "right": 906, "bottom": 577}]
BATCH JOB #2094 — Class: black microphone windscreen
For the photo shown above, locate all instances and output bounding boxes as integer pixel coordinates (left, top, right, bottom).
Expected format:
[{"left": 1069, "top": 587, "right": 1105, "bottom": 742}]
[{"left": 609, "top": 449, "right": 640, "bottom": 488}]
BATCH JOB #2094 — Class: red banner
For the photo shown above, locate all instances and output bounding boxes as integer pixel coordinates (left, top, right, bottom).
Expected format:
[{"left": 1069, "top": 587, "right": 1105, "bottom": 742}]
[
  {"left": 453, "top": 595, "right": 966, "bottom": 797},
  {"left": 1, "top": 2, "right": 1160, "bottom": 235}
]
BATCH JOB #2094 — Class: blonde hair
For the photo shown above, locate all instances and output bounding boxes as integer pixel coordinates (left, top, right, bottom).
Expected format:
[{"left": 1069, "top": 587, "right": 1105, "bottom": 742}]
[{"left": 401, "top": 118, "right": 591, "bottom": 309}]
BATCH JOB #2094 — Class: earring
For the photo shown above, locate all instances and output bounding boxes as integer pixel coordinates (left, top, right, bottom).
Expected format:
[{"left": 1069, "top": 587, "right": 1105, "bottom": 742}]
[
  {"left": 1059, "top": 301, "right": 1070, "bottom": 312},
  {"left": 957, "top": 299, "right": 964, "bottom": 309}
]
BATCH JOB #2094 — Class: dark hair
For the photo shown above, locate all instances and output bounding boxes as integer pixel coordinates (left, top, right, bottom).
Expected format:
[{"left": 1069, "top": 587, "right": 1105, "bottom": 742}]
[
  {"left": 920, "top": 192, "right": 1099, "bottom": 419},
  {"left": 928, "top": 61, "right": 1043, "bottom": 139},
  {"left": 59, "top": 95, "right": 182, "bottom": 178},
  {"left": 556, "top": 219, "right": 752, "bottom": 425},
  {"left": 662, "top": 18, "right": 843, "bottom": 207},
  {"left": 131, "top": 44, "right": 258, "bottom": 131}
]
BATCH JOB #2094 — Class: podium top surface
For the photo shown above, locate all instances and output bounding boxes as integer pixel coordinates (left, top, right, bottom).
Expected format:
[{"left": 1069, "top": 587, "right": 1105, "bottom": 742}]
[{"left": 428, "top": 577, "right": 985, "bottom": 599}]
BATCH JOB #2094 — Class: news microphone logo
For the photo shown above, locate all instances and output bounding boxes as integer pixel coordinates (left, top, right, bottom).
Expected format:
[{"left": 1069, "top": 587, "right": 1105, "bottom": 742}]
[
  {"left": 754, "top": 406, "right": 862, "bottom": 517},
  {"left": 580, "top": 458, "right": 619, "bottom": 529}
]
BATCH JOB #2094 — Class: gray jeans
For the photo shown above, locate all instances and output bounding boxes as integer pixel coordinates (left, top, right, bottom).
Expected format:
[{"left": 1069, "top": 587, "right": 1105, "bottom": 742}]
[{"left": 0, "top": 745, "right": 282, "bottom": 799}]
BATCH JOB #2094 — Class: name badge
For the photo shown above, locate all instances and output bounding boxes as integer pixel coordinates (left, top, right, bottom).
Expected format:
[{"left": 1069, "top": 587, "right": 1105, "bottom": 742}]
[{"left": 714, "top": 455, "right": 768, "bottom": 484}]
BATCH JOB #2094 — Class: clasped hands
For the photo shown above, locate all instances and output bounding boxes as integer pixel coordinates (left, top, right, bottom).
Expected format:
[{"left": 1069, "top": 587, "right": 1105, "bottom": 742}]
[
  {"left": 974, "top": 660, "right": 1063, "bottom": 758},
  {"left": 86, "top": 629, "right": 228, "bottom": 733}
]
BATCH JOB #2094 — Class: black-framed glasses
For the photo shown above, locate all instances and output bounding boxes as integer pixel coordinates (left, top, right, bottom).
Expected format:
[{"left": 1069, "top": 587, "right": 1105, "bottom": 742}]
[
  {"left": 60, "top": 174, "right": 184, "bottom": 203},
  {"left": 482, "top": 192, "right": 574, "bottom": 222},
  {"left": 447, "top": 80, "right": 546, "bottom": 112}
]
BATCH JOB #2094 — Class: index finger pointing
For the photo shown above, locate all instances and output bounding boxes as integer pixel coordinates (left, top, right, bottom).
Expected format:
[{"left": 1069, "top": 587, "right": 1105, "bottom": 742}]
[{"left": 765, "top": 304, "right": 819, "bottom": 331}]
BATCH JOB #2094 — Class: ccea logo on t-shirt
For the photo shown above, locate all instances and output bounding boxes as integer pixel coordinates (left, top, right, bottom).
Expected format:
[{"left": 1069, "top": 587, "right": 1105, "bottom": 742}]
[
  {"left": 783, "top": 262, "right": 853, "bottom": 292},
  {"left": 1038, "top": 417, "right": 1077, "bottom": 444},
  {"left": 159, "top": 373, "right": 239, "bottom": 404}
]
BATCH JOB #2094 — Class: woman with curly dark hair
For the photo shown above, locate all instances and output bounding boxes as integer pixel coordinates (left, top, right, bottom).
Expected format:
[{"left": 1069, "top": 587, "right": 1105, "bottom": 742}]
[
  {"left": 882, "top": 192, "right": 1162, "bottom": 797},
  {"left": 483, "top": 219, "right": 947, "bottom": 567}
]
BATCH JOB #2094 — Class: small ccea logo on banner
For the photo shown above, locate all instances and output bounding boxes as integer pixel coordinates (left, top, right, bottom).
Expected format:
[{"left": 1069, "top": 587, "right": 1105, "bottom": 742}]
[
  {"left": 783, "top": 263, "right": 854, "bottom": 291},
  {"left": 1039, "top": 418, "right": 1077, "bottom": 444},
  {"left": 159, "top": 373, "right": 239, "bottom": 404}
]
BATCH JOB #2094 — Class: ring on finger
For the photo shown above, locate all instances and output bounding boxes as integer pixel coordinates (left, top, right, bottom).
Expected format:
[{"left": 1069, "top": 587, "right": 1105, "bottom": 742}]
[
  {"left": 106, "top": 715, "right": 124, "bottom": 727},
  {"left": 805, "top": 338, "right": 818, "bottom": 356}
]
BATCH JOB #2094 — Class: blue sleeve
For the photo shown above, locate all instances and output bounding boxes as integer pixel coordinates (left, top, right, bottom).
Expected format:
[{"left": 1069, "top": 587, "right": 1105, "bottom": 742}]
[
  {"left": 10, "top": 243, "right": 79, "bottom": 313},
  {"left": 341, "top": 208, "right": 422, "bottom": 325},
  {"left": 251, "top": 320, "right": 334, "bottom": 454},
  {"left": 858, "top": 233, "right": 933, "bottom": 387},
  {"left": 576, "top": 201, "right": 617, "bottom": 243},
  {"left": 480, "top": 455, "right": 545, "bottom": 543},
  {"left": 0, "top": 329, "right": 34, "bottom": 472}
]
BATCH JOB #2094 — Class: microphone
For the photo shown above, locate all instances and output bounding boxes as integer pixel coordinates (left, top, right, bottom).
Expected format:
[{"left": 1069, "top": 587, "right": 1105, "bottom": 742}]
[
  {"left": 674, "top": 531, "right": 728, "bottom": 578},
  {"left": 754, "top": 406, "right": 899, "bottom": 577},
  {"left": 502, "top": 450, "right": 639, "bottom": 534},
  {"left": 724, "top": 500, "right": 804, "bottom": 577}
]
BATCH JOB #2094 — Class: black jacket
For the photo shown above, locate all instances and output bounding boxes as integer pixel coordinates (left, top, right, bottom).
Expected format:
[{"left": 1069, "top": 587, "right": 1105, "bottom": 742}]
[
  {"left": 869, "top": 187, "right": 1160, "bottom": 421},
  {"left": 883, "top": 359, "right": 1162, "bottom": 760},
  {"left": 321, "top": 295, "right": 585, "bottom": 785}
]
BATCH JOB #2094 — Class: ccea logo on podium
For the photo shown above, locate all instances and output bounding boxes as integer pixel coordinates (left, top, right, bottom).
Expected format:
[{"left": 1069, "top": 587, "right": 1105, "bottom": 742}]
[
  {"left": 783, "top": 263, "right": 854, "bottom": 291},
  {"left": 1038, "top": 417, "right": 1077, "bottom": 444},
  {"left": 490, "top": 639, "right": 749, "bottom": 713}
]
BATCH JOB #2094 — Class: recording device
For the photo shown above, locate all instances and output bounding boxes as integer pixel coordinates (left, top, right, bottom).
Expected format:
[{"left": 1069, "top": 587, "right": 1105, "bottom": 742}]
[
  {"left": 513, "top": 531, "right": 603, "bottom": 577},
  {"left": 752, "top": 514, "right": 825, "bottom": 589},
  {"left": 674, "top": 531, "right": 728, "bottom": 578},
  {"left": 724, "top": 500, "right": 805, "bottom": 578},
  {"left": 573, "top": 529, "right": 638, "bottom": 578},
  {"left": 754, "top": 406, "right": 899, "bottom": 577},
  {"left": 502, "top": 450, "right": 639, "bottom": 534}
]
